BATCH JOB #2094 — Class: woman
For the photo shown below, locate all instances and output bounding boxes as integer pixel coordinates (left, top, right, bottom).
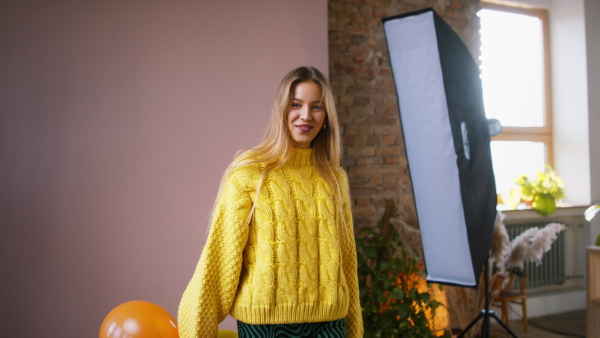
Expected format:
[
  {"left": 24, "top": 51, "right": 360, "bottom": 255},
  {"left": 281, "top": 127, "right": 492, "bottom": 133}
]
[{"left": 178, "top": 67, "right": 363, "bottom": 337}]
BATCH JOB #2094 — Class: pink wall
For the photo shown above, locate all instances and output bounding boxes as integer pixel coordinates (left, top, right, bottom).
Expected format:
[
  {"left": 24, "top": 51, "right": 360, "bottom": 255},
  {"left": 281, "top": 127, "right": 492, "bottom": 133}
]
[{"left": 0, "top": 1, "right": 327, "bottom": 336}]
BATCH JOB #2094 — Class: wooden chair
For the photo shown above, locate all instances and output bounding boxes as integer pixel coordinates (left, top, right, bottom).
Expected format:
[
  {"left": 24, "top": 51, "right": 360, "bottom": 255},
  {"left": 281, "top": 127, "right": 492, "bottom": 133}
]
[{"left": 493, "top": 275, "right": 528, "bottom": 333}]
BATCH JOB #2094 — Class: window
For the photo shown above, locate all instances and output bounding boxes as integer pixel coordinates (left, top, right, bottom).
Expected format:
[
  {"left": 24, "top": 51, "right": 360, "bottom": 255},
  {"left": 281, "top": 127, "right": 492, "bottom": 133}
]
[{"left": 478, "top": 2, "right": 553, "bottom": 201}]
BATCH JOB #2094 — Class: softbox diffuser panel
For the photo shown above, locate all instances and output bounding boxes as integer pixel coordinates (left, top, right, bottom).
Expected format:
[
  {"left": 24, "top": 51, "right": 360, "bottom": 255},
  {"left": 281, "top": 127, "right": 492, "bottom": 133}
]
[{"left": 383, "top": 8, "right": 496, "bottom": 287}]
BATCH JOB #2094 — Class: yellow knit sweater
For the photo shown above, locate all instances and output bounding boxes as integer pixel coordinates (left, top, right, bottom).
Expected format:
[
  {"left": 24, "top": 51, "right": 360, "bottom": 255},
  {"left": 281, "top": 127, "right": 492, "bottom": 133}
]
[{"left": 178, "top": 148, "right": 363, "bottom": 337}]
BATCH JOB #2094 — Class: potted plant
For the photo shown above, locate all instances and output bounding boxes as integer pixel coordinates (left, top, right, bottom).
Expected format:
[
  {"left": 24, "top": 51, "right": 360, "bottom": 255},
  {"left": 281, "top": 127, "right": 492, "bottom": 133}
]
[
  {"left": 509, "top": 164, "right": 566, "bottom": 216},
  {"left": 356, "top": 200, "right": 451, "bottom": 338}
]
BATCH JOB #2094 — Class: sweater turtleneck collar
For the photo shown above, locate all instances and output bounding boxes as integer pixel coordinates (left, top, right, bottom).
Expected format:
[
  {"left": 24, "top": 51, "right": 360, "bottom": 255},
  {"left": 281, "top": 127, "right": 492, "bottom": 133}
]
[{"left": 288, "top": 147, "right": 313, "bottom": 166}]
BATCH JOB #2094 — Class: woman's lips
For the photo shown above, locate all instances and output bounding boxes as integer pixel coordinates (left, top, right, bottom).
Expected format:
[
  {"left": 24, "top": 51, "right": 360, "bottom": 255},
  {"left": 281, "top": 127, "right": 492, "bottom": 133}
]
[{"left": 295, "top": 124, "right": 314, "bottom": 132}]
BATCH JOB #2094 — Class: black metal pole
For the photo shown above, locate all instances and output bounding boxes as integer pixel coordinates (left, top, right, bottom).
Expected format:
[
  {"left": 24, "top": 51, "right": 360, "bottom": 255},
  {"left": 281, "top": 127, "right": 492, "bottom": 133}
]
[{"left": 458, "top": 261, "right": 519, "bottom": 338}]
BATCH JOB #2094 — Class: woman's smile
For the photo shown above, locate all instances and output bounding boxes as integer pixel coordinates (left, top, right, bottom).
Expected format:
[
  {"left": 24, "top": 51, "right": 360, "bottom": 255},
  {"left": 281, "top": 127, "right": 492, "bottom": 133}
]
[{"left": 294, "top": 124, "right": 314, "bottom": 132}]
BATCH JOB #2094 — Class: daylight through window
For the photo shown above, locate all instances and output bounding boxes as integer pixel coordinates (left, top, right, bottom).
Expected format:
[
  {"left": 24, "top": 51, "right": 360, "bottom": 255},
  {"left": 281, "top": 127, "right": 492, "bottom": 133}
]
[{"left": 479, "top": 3, "right": 553, "bottom": 202}]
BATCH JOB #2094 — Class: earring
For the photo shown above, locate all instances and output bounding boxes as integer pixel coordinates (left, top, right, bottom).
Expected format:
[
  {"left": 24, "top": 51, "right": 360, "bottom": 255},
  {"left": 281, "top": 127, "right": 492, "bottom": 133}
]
[{"left": 323, "top": 124, "right": 327, "bottom": 130}]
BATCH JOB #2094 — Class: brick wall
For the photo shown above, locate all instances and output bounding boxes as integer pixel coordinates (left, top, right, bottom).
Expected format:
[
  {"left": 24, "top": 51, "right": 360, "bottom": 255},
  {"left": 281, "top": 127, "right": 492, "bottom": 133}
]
[{"left": 329, "top": 0, "right": 482, "bottom": 229}]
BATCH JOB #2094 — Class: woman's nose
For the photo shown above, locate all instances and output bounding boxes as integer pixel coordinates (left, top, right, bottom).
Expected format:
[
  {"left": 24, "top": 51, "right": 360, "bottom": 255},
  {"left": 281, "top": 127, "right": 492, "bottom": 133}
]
[{"left": 300, "top": 106, "right": 313, "bottom": 120}]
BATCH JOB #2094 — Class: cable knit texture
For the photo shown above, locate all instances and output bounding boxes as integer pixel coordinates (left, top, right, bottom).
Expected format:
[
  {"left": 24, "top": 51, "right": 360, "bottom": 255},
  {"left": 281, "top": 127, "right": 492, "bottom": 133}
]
[{"left": 178, "top": 148, "right": 363, "bottom": 337}]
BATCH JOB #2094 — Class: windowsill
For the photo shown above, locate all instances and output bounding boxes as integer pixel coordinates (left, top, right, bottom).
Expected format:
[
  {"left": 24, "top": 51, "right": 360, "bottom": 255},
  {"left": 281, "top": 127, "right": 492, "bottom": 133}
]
[{"left": 498, "top": 204, "right": 589, "bottom": 224}]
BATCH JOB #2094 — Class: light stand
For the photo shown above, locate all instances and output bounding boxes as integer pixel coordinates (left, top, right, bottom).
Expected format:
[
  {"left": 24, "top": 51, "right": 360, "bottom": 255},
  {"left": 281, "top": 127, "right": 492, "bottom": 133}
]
[{"left": 458, "top": 262, "right": 518, "bottom": 337}]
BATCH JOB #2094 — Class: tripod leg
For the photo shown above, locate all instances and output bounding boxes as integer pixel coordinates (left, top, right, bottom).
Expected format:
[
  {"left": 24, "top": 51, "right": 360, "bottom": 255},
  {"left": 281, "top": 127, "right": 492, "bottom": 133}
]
[
  {"left": 457, "top": 311, "right": 484, "bottom": 338},
  {"left": 482, "top": 311, "right": 490, "bottom": 337},
  {"left": 459, "top": 262, "right": 520, "bottom": 338},
  {"left": 490, "top": 312, "right": 519, "bottom": 337}
]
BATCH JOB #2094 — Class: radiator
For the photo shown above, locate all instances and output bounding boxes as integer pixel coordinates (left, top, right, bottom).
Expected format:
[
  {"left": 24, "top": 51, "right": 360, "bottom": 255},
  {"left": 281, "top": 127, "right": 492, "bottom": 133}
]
[{"left": 505, "top": 222, "right": 566, "bottom": 289}]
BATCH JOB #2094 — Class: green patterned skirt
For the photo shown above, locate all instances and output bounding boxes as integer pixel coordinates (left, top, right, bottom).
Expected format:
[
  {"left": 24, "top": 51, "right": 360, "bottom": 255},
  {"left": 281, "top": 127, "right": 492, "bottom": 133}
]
[{"left": 237, "top": 318, "right": 346, "bottom": 338}]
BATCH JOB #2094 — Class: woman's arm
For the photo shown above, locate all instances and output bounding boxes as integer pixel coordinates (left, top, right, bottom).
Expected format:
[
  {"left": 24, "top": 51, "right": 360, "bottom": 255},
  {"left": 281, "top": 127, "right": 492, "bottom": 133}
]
[
  {"left": 178, "top": 170, "right": 252, "bottom": 338},
  {"left": 338, "top": 169, "right": 364, "bottom": 337}
]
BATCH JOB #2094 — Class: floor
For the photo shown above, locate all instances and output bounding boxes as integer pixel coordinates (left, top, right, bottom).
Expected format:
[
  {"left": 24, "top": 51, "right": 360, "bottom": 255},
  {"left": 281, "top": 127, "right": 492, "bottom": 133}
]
[{"left": 487, "top": 309, "right": 586, "bottom": 338}]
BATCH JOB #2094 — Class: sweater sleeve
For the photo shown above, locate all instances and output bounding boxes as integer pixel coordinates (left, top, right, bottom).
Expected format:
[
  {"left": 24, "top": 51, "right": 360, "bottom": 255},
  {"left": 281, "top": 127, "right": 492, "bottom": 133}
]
[
  {"left": 178, "top": 169, "right": 252, "bottom": 338},
  {"left": 339, "top": 169, "right": 364, "bottom": 337}
]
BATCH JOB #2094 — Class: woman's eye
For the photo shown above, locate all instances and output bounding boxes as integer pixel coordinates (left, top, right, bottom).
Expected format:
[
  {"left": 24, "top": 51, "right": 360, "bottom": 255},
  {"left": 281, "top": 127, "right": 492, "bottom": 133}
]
[
  {"left": 312, "top": 105, "right": 323, "bottom": 110},
  {"left": 291, "top": 103, "right": 301, "bottom": 108}
]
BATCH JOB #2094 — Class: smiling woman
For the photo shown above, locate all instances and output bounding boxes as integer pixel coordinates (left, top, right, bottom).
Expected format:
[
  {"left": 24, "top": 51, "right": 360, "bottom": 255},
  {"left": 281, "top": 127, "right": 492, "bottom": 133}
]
[
  {"left": 177, "top": 67, "right": 363, "bottom": 338},
  {"left": 287, "top": 81, "right": 327, "bottom": 149}
]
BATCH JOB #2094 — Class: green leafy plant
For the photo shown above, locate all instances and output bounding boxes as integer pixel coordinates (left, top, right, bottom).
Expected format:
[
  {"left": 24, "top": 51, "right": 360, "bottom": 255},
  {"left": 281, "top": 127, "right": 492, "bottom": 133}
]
[
  {"left": 510, "top": 164, "right": 566, "bottom": 216},
  {"left": 356, "top": 200, "right": 451, "bottom": 338}
]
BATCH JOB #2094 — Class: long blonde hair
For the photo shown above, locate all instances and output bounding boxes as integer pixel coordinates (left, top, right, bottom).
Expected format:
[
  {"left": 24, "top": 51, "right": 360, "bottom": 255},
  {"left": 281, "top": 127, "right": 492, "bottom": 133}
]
[{"left": 212, "top": 66, "right": 345, "bottom": 228}]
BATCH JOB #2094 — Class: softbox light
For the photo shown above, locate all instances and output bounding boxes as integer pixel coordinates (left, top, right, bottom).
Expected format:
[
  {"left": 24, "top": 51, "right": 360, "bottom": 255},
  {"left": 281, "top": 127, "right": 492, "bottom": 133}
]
[{"left": 382, "top": 8, "right": 497, "bottom": 287}]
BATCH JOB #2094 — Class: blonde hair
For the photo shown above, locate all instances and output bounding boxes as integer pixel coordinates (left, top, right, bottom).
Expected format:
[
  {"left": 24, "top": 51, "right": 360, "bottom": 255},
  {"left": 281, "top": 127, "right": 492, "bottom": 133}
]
[{"left": 212, "top": 66, "right": 345, "bottom": 229}]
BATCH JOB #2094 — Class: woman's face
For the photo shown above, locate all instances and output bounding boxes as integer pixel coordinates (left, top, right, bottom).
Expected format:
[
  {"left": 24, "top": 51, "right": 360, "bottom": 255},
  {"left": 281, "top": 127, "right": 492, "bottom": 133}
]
[{"left": 286, "top": 81, "right": 327, "bottom": 149}]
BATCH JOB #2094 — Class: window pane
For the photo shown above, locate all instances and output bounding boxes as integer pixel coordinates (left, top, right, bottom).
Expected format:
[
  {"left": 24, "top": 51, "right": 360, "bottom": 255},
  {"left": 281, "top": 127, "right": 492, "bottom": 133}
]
[
  {"left": 479, "top": 9, "right": 545, "bottom": 127},
  {"left": 491, "top": 141, "right": 546, "bottom": 197}
]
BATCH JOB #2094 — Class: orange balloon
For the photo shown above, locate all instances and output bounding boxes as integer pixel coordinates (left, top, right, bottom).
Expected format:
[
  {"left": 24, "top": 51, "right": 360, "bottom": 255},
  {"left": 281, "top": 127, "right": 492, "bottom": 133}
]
[{"left": 99, "top": 300, "right": 179, "bottom": 338}]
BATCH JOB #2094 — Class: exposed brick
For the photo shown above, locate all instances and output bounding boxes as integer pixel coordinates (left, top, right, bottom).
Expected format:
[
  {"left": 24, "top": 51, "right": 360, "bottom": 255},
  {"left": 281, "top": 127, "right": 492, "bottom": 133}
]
[
  {"left": 367, "top": 116, "right": 383, "bottom": 125},
  {"left": 355, "top": 196, "right": 371, "bottom": 206},
  {"left": 339, "top": 95, "right": 354, "bottom": 105},
  {"left": 345, "top": 125, "right": 373, "bottom": 135},
  {"left": 359, "top": 5, "right": 373, "bottom": 15},
  {"left": 399, "top": 194, "right": 414, "bottom": 205},
  {"left": 374, "top": 125, "right": 401, "bottom": 135},
  {"left": 344, "top": 3, "right": 360, "bottom": 13},
  {"left": 381, "top": 135, "right": 397, "bottom": 145},
  {"left": 352, "top": 116, "right": 368, "bottom": 125},
  {"left": 369, "top": 176, "right": 383, "bottom": 186},
  {"left": 347, "top": 146, "right": 375, "bottom": 157},
  {"left": 354, "top": 217, "right": 372, "bottom": 227},
  {"left": 348, "top": 106, "right": 374, "bottom": 115},
  {"left": 371, "top": 156, "right": 384, "bottom": 166},
  {"left": 353, "top": 205, "right": 377, "bottom": 216},
  {"left": 383, "top": 185, "right": 402, "bottom": 195},
  {"left": 383, "top": 175, "right": 398, "bottom": 185},
  {"left": 373, "top": 8, "right": 388, "bottom": 18},
  {"left": 353, "top": 134, "right": 368, "bottom": 146},
  {"left": 331, "top": 83, "right": 347, "bottom": 95},
  {"left": 350, "top": 175, "right": 369, "bottom": 185},
  {"left": 329, "top": 21, "right": 347, "bottom": 32},
  {"left": 378, "top": 165, "right": 402, "bottom": 175},
  {"left": 449, "top": 0, "right": 464, "bottom": 9},
  {"left": 347, "top": 84, "right": 376, "bottom": 96},
  {"left": 329, "top": 43, "right": 345, "bottom": 52},
  {"left": 382, "top": 117, "right": 398, "bottom": 125},
  {"left": 384, "top": 156, "right": 398, "bottom": 164},
  {"left": 355, "top": 157, "right": 372, "bottom": 166},
  {"left": 370, "top": 194, "right": 385, "bottom": 205},
  {"left": 351, "top": 14, "right": 366, "bottom": 25},
  {"left": 330, "top": 2, "right": 345, "bottom": 11},
  {"left": 376, "top": 106, "right": 399, "bottom": 116},
  {"left": 351, "top": 186, "right": 378, "bottom": 196},
  {"left": 349, "top": 166, "right": 379, "bottom": 176},
  {"left": 353, "top": 96, "right": 370, "bottom": 106},
  {"left": 367, "top": 135, "right": 381, "bottom": 146},
  {"left": 377, "top": 67, "right": 392, "bottom": 77},
  {"left": 338, "top": 115, "right": 353, "bottom": 125}
]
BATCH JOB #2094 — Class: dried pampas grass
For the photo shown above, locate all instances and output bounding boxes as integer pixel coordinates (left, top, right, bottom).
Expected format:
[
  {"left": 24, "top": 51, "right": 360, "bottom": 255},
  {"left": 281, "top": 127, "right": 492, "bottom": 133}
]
[
  {"left": 505, "top": 227, "right": 539, "bottom": 271},
  {"left": 529, "top": 222, "right": 566, "bottom": 264},
  {"left": 489, "top": 211, "right": 510, "bottom": 269},
  {"left": 490, "top": 213, "right": 567, "bottom": 275},
  {"left": 390, "top": 216, "right": 424, "bottom": 264}
]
